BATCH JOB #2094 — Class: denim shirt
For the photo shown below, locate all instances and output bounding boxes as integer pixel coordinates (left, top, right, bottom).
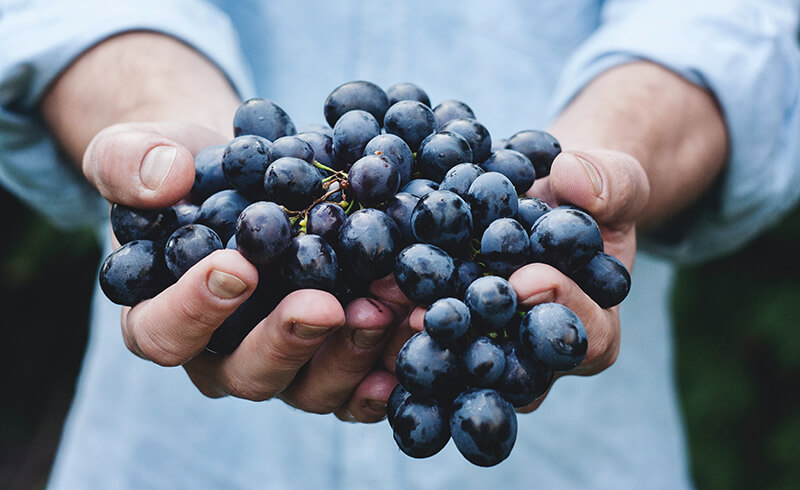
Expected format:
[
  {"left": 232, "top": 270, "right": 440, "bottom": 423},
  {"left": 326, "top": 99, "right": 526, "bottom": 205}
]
[{"left": 2, "top": 1, "right": 799, "bottom": 488}]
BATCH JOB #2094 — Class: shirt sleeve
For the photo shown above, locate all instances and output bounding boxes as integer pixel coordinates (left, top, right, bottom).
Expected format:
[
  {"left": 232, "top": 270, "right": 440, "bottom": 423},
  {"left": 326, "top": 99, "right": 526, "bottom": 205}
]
[
  {"left": 0, "top": 0, "right": 255, "bottom": 229},
  {"left": 546, "top": 0, "right": 800, "bottom": 264}
]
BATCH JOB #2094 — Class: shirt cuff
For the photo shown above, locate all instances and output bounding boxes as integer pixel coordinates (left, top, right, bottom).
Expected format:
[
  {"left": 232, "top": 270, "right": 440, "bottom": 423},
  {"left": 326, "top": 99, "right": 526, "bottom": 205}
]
[{"left": 546, "top": 1, "right": 800, "bottom": 264}]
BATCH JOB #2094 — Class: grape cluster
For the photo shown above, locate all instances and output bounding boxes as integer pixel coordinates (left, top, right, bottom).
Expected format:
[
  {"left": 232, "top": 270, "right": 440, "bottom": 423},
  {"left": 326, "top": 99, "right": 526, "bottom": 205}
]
[{"left": 98, "top": 80, "right": 632, "bottom": 465}]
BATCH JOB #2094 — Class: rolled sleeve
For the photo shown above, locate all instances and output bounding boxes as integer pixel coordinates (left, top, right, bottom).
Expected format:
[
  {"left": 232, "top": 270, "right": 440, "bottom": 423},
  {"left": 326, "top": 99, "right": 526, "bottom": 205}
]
[
  {"left": 546, "top": 0, "right": 800, "bottom": 263},
  {"left": 0, "top": 0, "right": 255, "bottom": 228}
]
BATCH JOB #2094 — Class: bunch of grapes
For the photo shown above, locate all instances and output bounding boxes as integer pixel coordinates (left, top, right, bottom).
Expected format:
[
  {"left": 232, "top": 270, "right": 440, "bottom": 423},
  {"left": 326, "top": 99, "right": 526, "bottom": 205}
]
[{"left": 98, "top": 80, "right": 631, "bottom": 466}]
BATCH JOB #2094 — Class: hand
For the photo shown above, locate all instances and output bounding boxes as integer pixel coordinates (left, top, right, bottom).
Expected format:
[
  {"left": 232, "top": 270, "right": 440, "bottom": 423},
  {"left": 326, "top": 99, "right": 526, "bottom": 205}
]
[{"left": 85, "top": 121, "right": 399, "bottom": 422}]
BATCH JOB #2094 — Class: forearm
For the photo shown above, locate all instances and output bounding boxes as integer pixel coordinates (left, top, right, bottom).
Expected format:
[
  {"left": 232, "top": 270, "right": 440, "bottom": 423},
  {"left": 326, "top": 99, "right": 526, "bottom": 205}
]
[
  {"left": 548, "top": 61, "right": 729, "bottom": 229},
  {"left": 40, "top": 31, "right": 241, "bottom": 164}
]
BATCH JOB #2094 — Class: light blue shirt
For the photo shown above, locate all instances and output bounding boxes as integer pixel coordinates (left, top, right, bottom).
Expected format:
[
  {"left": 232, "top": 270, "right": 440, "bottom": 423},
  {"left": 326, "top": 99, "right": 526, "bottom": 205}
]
[{"left": 2, "top": 1, "right": 799, "bottom": 488}]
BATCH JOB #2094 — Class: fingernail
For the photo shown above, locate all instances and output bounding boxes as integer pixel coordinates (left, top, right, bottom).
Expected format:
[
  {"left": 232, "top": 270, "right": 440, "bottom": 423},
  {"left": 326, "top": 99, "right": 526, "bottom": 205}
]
[
  {"left": 352, "top": 329, "right": 386, "bottom": 349},
  {"left": 575, "top": 155, "right": 603, "bottom": 196},
  {"left": 367, "top": 399, "right": 387, "bottom": 412},
  {"left": 207, "top": 270, "right": 248, "bottom": 299},
  {"left": 140, "top": 145, "right": 178, "bottom": 191},
  {"left": 521, "top": 290, "right": 555, "bottom": 307},
  {"left": 293, "top": 323, "right": 332, "bottom": 339}
]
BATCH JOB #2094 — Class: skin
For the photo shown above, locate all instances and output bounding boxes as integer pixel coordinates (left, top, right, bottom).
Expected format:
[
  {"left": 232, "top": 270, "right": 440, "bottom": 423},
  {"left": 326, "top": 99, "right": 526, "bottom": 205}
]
[{"left": 40, "top": 32, "right": 727, "bottom": 419}]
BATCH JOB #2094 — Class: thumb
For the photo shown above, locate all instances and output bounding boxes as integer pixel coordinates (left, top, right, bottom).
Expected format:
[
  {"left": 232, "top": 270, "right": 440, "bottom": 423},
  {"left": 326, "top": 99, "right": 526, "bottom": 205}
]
[
  {"left": 83, "top": 121, "right": 228, "bottom": 208},
  {"left": 548, "top": 149, "right": 650, "bottom": 230}
]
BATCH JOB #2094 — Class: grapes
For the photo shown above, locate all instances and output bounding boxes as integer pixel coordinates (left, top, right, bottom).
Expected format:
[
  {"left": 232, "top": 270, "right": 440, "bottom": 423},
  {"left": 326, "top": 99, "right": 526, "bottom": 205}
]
[{"left": 98, "top": 80, "right": 632, "bottom": 468}]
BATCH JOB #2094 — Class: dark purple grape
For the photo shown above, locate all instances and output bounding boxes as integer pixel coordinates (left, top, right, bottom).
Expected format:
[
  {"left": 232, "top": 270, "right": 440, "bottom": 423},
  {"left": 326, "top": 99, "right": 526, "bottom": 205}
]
[
  {"left": 463, "top": 337, "right": 505, "bottom": 387},
  {"left": 347, "top": 154, "right": 400, "bottom": 207},
  {"left": 295, "top": 131, "right": 335, "bottom": 168},
  {"left": 570, "top": 251, "right": 631, "bottom": 308},
  {"left": 529, "top": 206, "right": 603, "bottom": 274},
  {"left": 110, "top": 203, "right": 179, "bottom": 246},
  {"left": 383, "top": 100, "right": 437, "bottom": 152},
  {"left": 416, "top": 131, "right": 473, "bottom": 181},
  {"left": 410, "top": 190, "right": 473, "bottom": 256},
  {"left": 194, "top": 189, "right": 250, "bottom": 243},
  {"left": 392, "top": 395, "right": 450, "bottom": 459},
  {"left": 440, "top": 118, "right": 491, "bottom": 164},
  {"left": 395, "top": 331, "right": 460, "bottom": 398},
  {"left": 453, "top": 259, "right": 483, "bottom": 298},
  {"left": 464, "top": 275, "right": 517, "bottom": 332},
  {"left": 439, "top": 163, "right": 485, "bottom": 199},
  {"left": 99, "top": 240, "right": 172, "bottom": 306},
  {"left": 191, "top": 144, "right": 230, "bottom": 204},
  {"left": 450, "top": 388, "right": 517, "bottom": 467},
  {"left": 504, "top": 129, "right": 561, "bottom": 178},
  {"left": 235, "top": 201, "right": 292, "bottom": 265},
  {"left": 221, "top": 135, "right": 271, "bottom": 200},
  {"left": 337, "top": 208, "right": 401, "bottom": 281},
  {"left": 481, "top": 149, "right": 536, "bottom": 195},
  {"left": 324, "top": 80, "right": 389, "bottom": 128},
  {"left": 401, "top": 178, "right": 438, "bottom": 198},
  {"left": 363, "top": 134, "right": 414, "bottom": 186},
  {"left": 233, "top": 98, "right": 296, "bottom": 141},
  {"left": 424, "top": 297, "right": 471, "bottom": 347},
  {"left": 480, "top": 218, "right": 532, "bottom": 278},
  {"left": 332, "top": 110, "right": 381, "bottom": 168},
  {"left": 394, "top": 243, "right": 457, "bottom": 305},
  {"left": 298, "top": 123, "right": 333, "bottom": 138},
  {"left": 281, "top": 234, "right": 339, "bottom": 293},
  {"left": 263, "top": 156, "right": 324, "bottom": 211},
  {"left": 520, "top": 303, "right": 587, "bottom": 371},
  {"left": 267, "top": 135, "right": 314, "bottom": 164},
  {"left": 387, "top": 383, "right": 412, "bottom": 428},
  {"left": 164, "top": 224, "right": 223, "bottom": 279},
  {"left": 386, "top": 82, "right": 431, "bottom": 107},
  {"left": 173, "top": 203, "right": 199, "bottom": 227},
  {"left": 516, "top": 197, "right": 551, "bottom": 231},
  {"left": 306, "top": 202, "right": 347, "bottom": 246},
  {"left": 495, "top": 340, "right": 554, "bottom": 407},
  {"left": 466, "top": 172, "right": 519, "bottom": 234},
  {"left": 432, "top": 100, "right": 475, "bottom": 127},
  {"left": 382, "top": 192, "right": 419, "bottom": 245}
]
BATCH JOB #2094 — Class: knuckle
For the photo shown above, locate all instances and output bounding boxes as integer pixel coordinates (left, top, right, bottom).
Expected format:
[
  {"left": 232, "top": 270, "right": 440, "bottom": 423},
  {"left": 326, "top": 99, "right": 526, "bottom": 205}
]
[
  {"left": 136, "top": 327, "right": 187, "bottom": 367},
  {"left": 224, "top": 372, "right": 276, "bottom": 402}
]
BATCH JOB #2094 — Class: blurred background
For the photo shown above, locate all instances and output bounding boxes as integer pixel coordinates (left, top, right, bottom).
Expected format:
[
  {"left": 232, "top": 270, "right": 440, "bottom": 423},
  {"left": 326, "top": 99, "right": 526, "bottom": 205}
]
[{"left": 1, "top": 180, "right": 799, "bottom": 489}]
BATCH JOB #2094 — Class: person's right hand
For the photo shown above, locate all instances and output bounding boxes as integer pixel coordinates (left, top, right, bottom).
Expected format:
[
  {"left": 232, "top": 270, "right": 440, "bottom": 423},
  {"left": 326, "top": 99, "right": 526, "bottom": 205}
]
[{"left": 85, "top": 121, "right": 398, "bottom": 422}]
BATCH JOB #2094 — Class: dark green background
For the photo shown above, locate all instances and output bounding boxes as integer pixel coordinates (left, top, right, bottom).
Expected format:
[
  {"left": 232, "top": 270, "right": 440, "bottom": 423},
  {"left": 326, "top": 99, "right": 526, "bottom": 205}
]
[{"left": 1, "top": 184, "right": 798, "bottom": 489}]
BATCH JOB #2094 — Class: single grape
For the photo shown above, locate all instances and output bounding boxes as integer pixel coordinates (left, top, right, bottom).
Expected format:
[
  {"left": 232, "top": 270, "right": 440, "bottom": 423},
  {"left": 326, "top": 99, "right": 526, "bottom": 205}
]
[
  {"left": 462, "top": 336, "right": 506, "bottom": 387},
  {"left": 295, "top": 131, "right": 335, "bottom": 169},
  {"left": 383, "top": 100, "right": 437, "bottom": 152},
  {"left": 337, "top": 208, "right": 401, "bottom": 281},
  {"left": 194, "top": 189, "right": 250, "bottom": 243},
  {"left": 464, "top": 275, "right": 517, "bottom": 332},
  {"left": 172, "top": 203, "right": 199, "bottom": 227},
  {"left": 281, "top": 234, "right": 339, "bottom": 293},
  {"left": 233, "top": 98, "right": 296, "bottom": 141},
  {"left": 99, "top": 240, "right": 172, "bottom": 306},
  {"left": 516, "top": 197, "right": 551, "bottom": 231},
  {"left": 164, "top": 224, "right": 223, "bottom": 279},
  {"left": 401, "top": 178, "right": 439, "bottom": 198},
  {"left": 432, "top": 100, "right": 475, "bottom": 127},
  {"left": 387, "top": 383, "right": 412, "bottom": 428},
  {"left": 450, "top": 388, "right": 517, "bottom": 467},
  {"left": 395, "top": 331, "right": 461, "bottom": 398},
  {"left": 520, "top": 302, "right": 588, "bottom": 371},
  {"left": 363, "top": 133, "right": 414, "bottom": 186},
  {"left": 569, "top": 251, "right": 631, "bottom": 308},
  {"left": 306, "top": 202, "right": 347, "bottom": 246},
  {"left": 481, "top": 149, "right": 536, "bottom": 195},
  {"left": 528, "top": 206, "right": 603, "bottom": 274},
  {"left": 324, "top": 80, "right": 389, "bottom": 128},
  {"left": 440, "top": 118, "right": 492, "bottom": 164},
  {"left": 392, "top": 396, "right": 450, "bottom": 459},
  {"left": 453, "top": 258, "right": 483, "bottom": 298},
  {"left": 480, "top": 217, "right": 532, "bottom": 278},
  {"left": 504, "top": 129, "right": 561, "bottom": 178},
  {"left": 495, "top": 339, "right": 554, "bottom": 407},
  {"left": 235, "top": 201, "right": 292, "bottom": 265},
  {"left": 466, "top": 172, "right": 519, "bottom": 235},
  {"left": 110, "top": 203, "right": 179, "bottom": 246},
  {"left": 410, "top": 189, "right": 473, "bottom": 257},
  {"left": 424, "top": 297, "right": 471, "bottom": 347},
  {"left": 221, "top": 135, "right": 271, "bottom": 200},
  {"left": 267, "top": 135, "right": 314, "bottom": 165},
  {"left": 386, "top": 82, "right": 431, "bottom": 107},
  {"left": 191, "top": 144, "right": 230, "bottom": 204},
  {"left": 416, "top": 130, "right": 473, "bottom": 181},
  {"left": 394, "top": 243, "right": 457, "bottom": 305},
  {"left": 332, "top": 109, "right": 381, "bottom": 168},
  {"left": 263, "top": 156, "right": 324, "bottom": 211},
  {"left": 347, "top": 154, "right": 400, "bottom": 207},
  {"left": 382, "top": 192, "right": 420, "bottom": 245},
  {"left": 439, "top": 163, "right": 485, "bottom": 199}
]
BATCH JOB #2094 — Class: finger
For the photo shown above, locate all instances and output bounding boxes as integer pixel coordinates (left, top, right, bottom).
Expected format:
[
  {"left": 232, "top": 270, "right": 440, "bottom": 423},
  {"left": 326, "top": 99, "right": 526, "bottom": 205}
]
[
  {"left": 378, "top": 314, "right": 416, "bottom": 375},
  {"left": 509, "top": 263, "right": 619, "bottom": 376},
  {"left": 278, "top": 297, "right": 395, "bottom": 414},
  {"left": 335, "top": 370, "right": 399, "bottom": 423},
  {"left": 369, "top": 274, "right": 416, "bottom": 318},
  {"left": 548, "top": 149, "right": 650, "bottom": 231},
  {"left": 187, "top": 289, "right": 346, "bottom": 401},
  {"left": 122, "top": 249, "right": 258, "bottom": 366},
  {"left": 83, "top": 121, "right": 228, "bottom": 208}
]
